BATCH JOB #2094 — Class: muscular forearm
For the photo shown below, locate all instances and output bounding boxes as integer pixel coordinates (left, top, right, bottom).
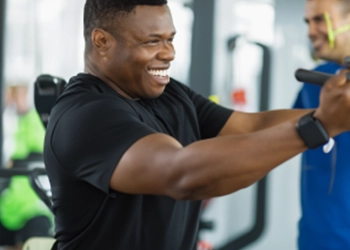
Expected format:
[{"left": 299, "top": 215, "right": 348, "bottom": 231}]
[
  {"left": 251, "top": 109, "right": 313, "bottom": 131},
  {"left": 219, "top": 109, "right": 312, "bottom": 135},
  {"left": 175, "top": 117, "right": 306, "bottom": 200}
]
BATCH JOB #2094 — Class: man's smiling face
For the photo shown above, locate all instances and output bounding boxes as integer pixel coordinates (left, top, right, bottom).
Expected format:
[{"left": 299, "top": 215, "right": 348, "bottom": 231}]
[
  {"left": 305, "top": 0, "right": 350, "bottom": 64},
  {"left": 104, "top": 5, "right": 176, "bottom": 99}
]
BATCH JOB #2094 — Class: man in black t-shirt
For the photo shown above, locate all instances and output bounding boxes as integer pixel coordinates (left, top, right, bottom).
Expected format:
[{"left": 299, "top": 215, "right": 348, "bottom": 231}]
[{"left": 44, "top": 0, "right": 350, "bottom": 249}]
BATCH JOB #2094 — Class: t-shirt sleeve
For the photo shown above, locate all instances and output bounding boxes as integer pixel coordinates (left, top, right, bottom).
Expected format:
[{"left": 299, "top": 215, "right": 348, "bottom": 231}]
[
  {"left": 179, "top": 83, "right": 233, "bottom": 139},
  {"left": 50, "top": 97, "right": 156, "bottom": 194}
]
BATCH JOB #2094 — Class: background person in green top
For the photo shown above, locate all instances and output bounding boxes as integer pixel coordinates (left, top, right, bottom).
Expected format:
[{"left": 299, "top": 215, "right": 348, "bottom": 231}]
[{"left": 0, "top": 85, "right": 53, "bottom": 250}]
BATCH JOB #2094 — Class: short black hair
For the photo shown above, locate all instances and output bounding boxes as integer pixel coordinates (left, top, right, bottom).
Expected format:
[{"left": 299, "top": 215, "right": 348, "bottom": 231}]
[{"left": 84, "top": 0, "right": 168, "bottom": 50}]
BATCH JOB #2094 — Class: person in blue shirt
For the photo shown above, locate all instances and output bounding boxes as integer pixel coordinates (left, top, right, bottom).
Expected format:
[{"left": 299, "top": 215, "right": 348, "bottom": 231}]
[{"left": 293, "top": 0, "right": 350, "bottom": 249}]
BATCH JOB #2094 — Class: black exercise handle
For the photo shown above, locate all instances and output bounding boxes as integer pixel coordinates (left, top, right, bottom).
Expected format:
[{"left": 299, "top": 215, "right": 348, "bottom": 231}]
[{"left": 295, "top": 68, "right": 333, "bottom": 86}]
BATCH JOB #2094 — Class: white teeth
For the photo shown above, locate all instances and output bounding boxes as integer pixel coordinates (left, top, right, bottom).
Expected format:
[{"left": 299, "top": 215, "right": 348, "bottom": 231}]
[{"left": 148, "top": 69, "right": 168, "bottom": 77}]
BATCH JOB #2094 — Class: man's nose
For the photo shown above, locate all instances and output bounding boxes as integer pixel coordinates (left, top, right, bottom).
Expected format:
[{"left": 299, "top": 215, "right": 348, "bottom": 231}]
[
  {"left": 157, "top": 42, "right": 175, "bottom": 62},
  {"left": 307, "top": 22, "right": 317, "bottom": 40}
]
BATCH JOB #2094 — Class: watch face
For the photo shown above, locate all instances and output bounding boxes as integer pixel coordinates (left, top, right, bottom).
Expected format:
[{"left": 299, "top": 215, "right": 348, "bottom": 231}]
[{"left": 296, "top": 112, "right": 329, "bottom": 149}]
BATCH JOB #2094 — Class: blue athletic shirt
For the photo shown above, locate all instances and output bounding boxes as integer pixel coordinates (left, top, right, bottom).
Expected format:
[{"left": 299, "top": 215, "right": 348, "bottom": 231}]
[{"left": 293, "top": 61, "right": 350, "bottom": 250}]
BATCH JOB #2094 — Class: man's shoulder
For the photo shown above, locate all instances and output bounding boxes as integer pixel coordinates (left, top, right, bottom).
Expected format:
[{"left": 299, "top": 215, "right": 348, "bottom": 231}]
[
  {"left": 49, "top": 74, "right": 135, "bottom": 128},
  {"left": 313, "top": 61, "right": 342, "bottom": 74},
  {"left": 63, "top": 73, "right": 115, "bottom": 96},
  {"left": 57, "top": 73, "right": 128, "bottom": 107}
]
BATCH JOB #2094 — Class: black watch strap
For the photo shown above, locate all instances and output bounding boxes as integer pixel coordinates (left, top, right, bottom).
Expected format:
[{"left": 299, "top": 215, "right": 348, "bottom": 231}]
[{"left": 296, "top": 111, "right": 329, "bottom": 149}]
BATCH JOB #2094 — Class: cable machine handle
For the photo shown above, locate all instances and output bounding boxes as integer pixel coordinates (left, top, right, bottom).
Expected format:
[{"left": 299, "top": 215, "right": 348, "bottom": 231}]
[{"left": 294, "top": 68, "right": 332, "bottom": 86}]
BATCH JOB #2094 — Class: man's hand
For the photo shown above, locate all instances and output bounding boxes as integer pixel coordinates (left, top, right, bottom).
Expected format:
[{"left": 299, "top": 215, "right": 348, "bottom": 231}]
[{"left": 315, "top": 69, "right": 350, "bottom": 137}]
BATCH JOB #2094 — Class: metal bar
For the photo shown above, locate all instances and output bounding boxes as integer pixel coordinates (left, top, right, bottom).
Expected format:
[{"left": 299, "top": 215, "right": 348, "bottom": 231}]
[
  {"left": 0, "top": 168, "right": 33, "bottom": 177},
  {"left": 0, "top": 0, "right": 6, "bottom": 168},
  {"left": 189, "top": 0, "right": 215, "bottom": 97},
  {"left": 219, "top": 40, "right": 271, "bottom": 250}
]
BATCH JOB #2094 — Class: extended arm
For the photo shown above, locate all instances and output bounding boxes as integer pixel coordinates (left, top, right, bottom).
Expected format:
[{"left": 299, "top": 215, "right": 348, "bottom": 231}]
[
  {"left": 218, "top": 109, "right": 312, "bottom": 136},
  {"left": 110, "top": 71, "right": 350, "bottom": 200},
  {"left": 110, "top": 117, "right": 305, "bottom": 200}
]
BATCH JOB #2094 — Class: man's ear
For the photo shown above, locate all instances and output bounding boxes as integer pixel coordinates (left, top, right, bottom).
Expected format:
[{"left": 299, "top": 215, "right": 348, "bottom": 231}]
[{"left": 91, "top": 29, "right": 114, "bottom": 56}]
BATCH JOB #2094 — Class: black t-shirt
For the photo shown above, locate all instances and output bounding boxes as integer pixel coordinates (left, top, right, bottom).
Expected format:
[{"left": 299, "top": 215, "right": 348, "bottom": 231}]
[{"left": 44, "top": 73, "right": 233, "bottom": 250}]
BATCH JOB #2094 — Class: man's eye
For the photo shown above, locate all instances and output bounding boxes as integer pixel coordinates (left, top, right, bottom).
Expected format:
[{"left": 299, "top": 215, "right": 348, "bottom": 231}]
[
  {"left": 315, "top": 17, "right": 325, "bottom": 23},
  {"left": 146, "top": 40, "right": 159, "bottom": 45}
]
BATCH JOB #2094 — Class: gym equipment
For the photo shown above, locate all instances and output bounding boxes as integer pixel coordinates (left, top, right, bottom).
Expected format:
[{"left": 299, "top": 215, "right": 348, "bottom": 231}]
[
  {"left": 295, "top": 69, "right": 332, "bottom": 86},
  {"left": 34, "top": 74, "right": 66, "bottom": 128},
  {"left": 30, "top": 74, "right": 67, "bottom": 211},
  {"left": 214, "top": 35, "right": 271, "bottom": 250},
  {"left": 22, "top": 237, "right": 55, "bottom": 250},
  {"left": 295, "top": 68, "right": 350, "bottom": 86},
  {"left": 295, "top": 56, "right": 350, "bottom": 86},
  {"left": 29, "top": 168, "right": 52, "bottom": 211}
]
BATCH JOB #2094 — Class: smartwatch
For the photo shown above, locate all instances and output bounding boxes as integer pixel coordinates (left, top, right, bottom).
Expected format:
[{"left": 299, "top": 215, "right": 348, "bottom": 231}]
[{"left": 296, "top": 111, "right": 329, "bottom": 149}]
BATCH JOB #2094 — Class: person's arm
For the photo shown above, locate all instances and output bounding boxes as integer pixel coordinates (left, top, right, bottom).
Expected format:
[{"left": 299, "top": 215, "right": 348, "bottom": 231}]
[
  {"left": 217, "top": 109, "right": 312, "bottom": 136},
  {"left": 110, "top": 117, "right": 304, "bottom": 200},
  {"left": 109, "top": 70, "right": 350, "bottom": 200}
]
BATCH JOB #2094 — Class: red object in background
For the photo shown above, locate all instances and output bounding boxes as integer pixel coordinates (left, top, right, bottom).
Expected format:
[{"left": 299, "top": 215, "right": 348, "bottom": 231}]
[
  {"left": 202, "top": 199, "right": 211, "bottom": 210},
  {"left": 198, "top": 199, "right": 214, "bottom": 249},
  {"left": 197, "top": 240, "right": 214, "bottom": 250},
  {"left": 231, "top": 88, "right": 247, "bottom": 105}
]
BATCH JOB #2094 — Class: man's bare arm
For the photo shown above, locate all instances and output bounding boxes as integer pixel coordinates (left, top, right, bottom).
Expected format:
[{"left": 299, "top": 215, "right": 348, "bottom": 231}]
[
  {"left": 110, "top": 118, "right": 304, "bottom": 200},
  {"left": 218, "top": 109, "right": 312, "bottom": 136},
  {"left": 109, "top": 70, "right": 350, "bottom": 200}
]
